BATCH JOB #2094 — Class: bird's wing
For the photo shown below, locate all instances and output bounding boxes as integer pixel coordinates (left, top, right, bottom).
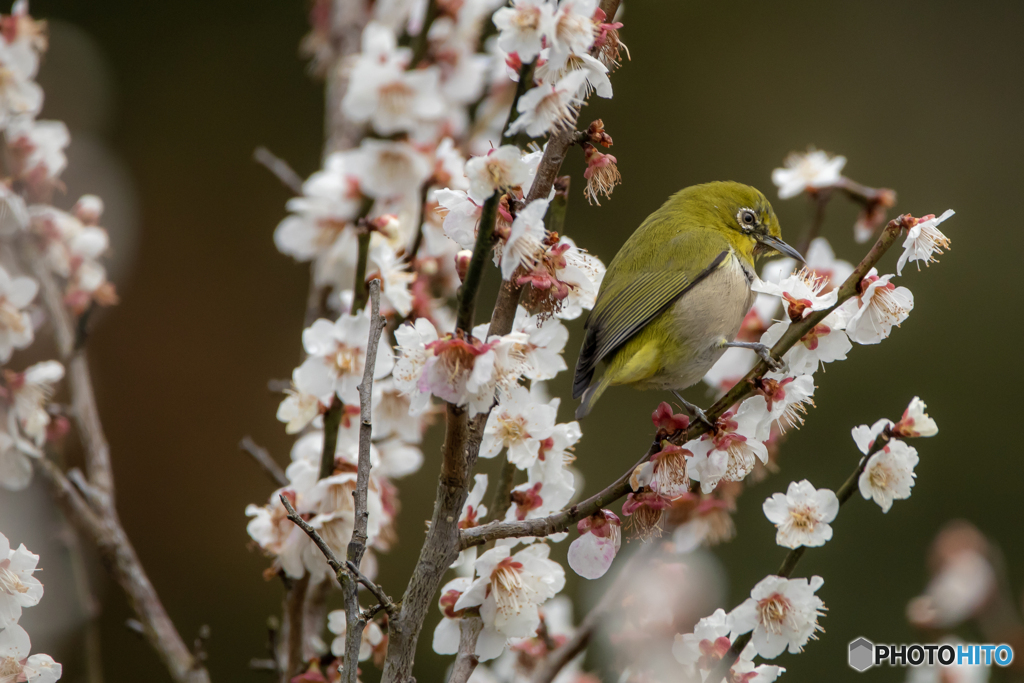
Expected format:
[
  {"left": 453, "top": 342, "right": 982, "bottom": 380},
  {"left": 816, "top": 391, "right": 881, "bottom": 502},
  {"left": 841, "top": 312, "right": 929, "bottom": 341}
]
[{"left": 572, "top": 244, "right": 730, "bottom": 399}]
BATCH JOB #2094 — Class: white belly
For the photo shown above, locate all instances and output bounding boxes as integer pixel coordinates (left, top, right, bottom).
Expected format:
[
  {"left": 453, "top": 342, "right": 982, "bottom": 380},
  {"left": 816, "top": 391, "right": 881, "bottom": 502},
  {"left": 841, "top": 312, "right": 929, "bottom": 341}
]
[{"left": 650, "top": 252, "right": 756, "bottom": 390}]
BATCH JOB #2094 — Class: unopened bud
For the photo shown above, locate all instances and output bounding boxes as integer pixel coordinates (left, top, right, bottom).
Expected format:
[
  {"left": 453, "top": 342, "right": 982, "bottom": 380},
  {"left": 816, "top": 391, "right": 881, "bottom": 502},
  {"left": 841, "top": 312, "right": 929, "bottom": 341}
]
[
  {"left": 73, "top": 194, "right": 104, "bottom": 224},
  {"left": 455, "top": 250, "right": 472, "bottom": 282}
]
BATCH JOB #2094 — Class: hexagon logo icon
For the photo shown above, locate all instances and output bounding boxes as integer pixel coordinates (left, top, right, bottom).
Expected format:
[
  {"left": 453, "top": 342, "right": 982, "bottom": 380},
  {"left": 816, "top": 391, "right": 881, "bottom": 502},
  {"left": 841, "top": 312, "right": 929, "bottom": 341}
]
[{"left": 849, "top": 638, "right": 874, "bottom": 672}]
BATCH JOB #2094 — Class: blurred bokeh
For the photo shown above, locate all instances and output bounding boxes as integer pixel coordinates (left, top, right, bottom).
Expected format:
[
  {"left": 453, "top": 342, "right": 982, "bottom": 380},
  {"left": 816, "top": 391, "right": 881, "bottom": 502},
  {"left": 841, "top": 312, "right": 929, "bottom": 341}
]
[{"left": 4, "top": 0, "right": 1023, "bottom": 681}]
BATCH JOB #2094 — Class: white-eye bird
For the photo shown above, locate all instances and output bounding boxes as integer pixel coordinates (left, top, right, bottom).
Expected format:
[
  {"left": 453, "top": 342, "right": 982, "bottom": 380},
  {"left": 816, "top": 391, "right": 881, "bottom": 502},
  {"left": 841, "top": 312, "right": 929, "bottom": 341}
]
[{"left": 572, "top": 181, "right": 804, "bottom": 421}]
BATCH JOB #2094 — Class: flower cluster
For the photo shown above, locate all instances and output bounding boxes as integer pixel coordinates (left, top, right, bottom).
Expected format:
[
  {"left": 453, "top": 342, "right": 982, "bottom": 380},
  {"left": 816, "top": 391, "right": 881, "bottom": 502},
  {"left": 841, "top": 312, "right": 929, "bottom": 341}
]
[
  {"left": 0, "top": 3, "right": 112, "bottom": 493},
  {"left": 0, "top": 531, "right": 61, "bottom": 682}
]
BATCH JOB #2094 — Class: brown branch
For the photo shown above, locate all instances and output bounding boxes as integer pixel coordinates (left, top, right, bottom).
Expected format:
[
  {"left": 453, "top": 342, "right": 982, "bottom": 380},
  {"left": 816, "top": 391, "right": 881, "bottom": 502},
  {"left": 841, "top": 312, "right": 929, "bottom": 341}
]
[
  {"left": 34, "top": 458, "right": 210, "bottom": 683},
  {"left": 408, "top": 0, "right": 439, "bottom": 69},
  {"left": 447, "top": 617, "right": 484, "bottom": 683},
  {"left": 23, "top": 244, "right": 210, "bottom": 683},
  {"left": 279, "top": 495, "right": 399, "bottom": 618},
  {"left": 706, "top": 429, "right": 894, "bottom": 683},
  {"left": 253, "top": 146, "right": 303, "bottom": 195},
  {"left": 239, "top": 436, "right": 288, "bottom": 487},
  {"left": 488, "top": 459, "right": 518, "bottom": 521},
  {"left": 280, "top": 573, "right": 310, "bottom": 681},
  {"left": 461, "top": 216, "right": 912, "bottom": 549},
  {"left": 340, "top": 279, "right": 386, "bottom": 683}
]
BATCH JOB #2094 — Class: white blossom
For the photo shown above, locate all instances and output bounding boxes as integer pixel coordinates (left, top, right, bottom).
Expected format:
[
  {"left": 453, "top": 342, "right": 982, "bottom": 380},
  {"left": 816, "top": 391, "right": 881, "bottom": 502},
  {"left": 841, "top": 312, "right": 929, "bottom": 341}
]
[
  {"left": 0, "top": 532, "right": 43, "bottom": 627},
  {"left": 771, "top": 149, "right": 846, "bottom": 199},
  {"left": 546, "top": 0, "right": 598, "bottom": 71},
  {"left": 506, "top": 69, "right": 587, "bottom": 138},
  {"left": 481, "top": 384, "right": 557, "bottom": 468},
  {"left": 392, "top": 317, "right": 441, "bottom": 415},
  {"left": 762, "top": 480, "right": 839, "bottom": 549},
  {"left": 759, "top": 311, "right": 851, "bottom": 376},
  {"left": 859, "top": 439, "right": 918, "bottom": 513},
  {"left": 435, "top": 188, "right": 481, "bottom": 249},
  {"left": 742, "top": 374, "right": 816, "bottom": 440},
  {"left": 294, "top": 306, "right": 395, "bottom": 405},
  {"left": 752, "top": 268, "right": 838, "bottom": 322},
  {"left": 353, "top": 139, "right": 431, "bottom": 199},
  {"left": 6, "top": 117, "right": 69, "bottom": 184},
  {"left": 895, "top": 396, "right": 938, "bottom": 438},
  {"left": 455, "top": 543, "right": 565, "bottom": 638},
  {"left": 465, "top": 145, "right": 532, "bottom": 204},
  {"left": 897, "top": 210, "right": 954, "bottom": 275},
  {"left": 686, "top": 406, "right": 769, "bottom": 493},
  {"left": 841, "top": 268, "right": 913, "bottom": 345},
  {"left": 492, "top": 0, "right": 555, "bottom": 62},
  {"left": 728, "top": 575, "right": 826, "bottom": 659},
  {"left": 851, "top": 417, "right": 892, "bottom": 455},
  {"left": 567, "top": 510, "right": 620, "bottom": 579},
  {"left": 510, "top": 307, "right": 568, "bottom": 380},
  {"left": 9, "top": 361, "right": 64, "bottom": 447},
  {"left": 0, "top": 429, "right": 35, "bottom": 492},
  {"left": 0, "top": 623, "right": 61, "bottom": 683},
  {"left": 0, "top": 265, "right": 37, "bottom": 362},
  {"left": 501, "top": 198, "right": 549, "bottom": 279}
]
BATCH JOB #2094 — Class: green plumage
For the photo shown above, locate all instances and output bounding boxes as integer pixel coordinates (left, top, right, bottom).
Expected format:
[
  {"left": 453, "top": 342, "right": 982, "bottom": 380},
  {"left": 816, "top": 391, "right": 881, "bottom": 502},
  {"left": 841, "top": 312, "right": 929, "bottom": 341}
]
[{"left": 573, "top": 181, "right": 794, "bottom": 419}]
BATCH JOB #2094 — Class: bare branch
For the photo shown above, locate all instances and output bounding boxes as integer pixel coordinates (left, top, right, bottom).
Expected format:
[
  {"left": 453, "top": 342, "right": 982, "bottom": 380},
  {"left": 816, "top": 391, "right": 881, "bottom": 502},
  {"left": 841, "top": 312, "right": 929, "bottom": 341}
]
[
  {"left": 278, "top": 495, "right": 398, "bottom": 619},
  {"left": 253, "top": 146, "right": 303, "bottom": 194},
  {"left": 447, "top": 617, "right": 484, "bottom": 683},
  {"left": 487, "top": 459, "right": 518, "bottom": 521},
  {"left": 239, "top": 436, "right": 288, "bottom": 487},
  {"left": 339, "top": 279, "right": 387, "bottom": 682}
]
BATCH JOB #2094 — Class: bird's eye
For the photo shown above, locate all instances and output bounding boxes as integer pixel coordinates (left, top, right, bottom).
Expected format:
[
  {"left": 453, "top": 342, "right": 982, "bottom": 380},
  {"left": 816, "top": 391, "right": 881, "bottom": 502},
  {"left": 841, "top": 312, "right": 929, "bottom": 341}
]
[{"left": 740, "top": 210, "right": 757, "bottom": 227}]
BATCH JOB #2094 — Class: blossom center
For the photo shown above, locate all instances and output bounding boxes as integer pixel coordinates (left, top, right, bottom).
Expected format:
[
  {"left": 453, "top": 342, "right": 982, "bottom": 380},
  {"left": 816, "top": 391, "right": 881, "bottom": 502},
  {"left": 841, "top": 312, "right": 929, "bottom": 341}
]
[
  {"left": 491, "top": 558, "right": 530, "bottom": 615},
  {"left": 0, "top": 297, "right": 25, "bottom": 333},
  {"left": 757, "top": 593, "right": 791, "bottom": 634},
  {"left": 788, "top": 505, "right": 817, "bottom": 531},
  {"left": 378, "top": 80, "right": 414, "bottom": 116},
  {"left": 0, "top": 562, "right": 28, "bottom": 595}
]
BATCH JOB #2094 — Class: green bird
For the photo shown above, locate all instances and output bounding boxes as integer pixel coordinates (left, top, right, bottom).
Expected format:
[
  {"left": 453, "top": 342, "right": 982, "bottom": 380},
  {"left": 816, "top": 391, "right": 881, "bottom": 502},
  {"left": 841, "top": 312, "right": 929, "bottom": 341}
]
[{"left": 572, "top": 181, "right": 804, "bottom": 422}]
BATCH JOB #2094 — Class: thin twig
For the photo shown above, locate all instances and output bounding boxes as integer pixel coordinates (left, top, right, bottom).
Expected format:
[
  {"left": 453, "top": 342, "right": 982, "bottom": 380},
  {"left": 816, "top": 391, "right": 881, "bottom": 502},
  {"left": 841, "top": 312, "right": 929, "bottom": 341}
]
[
  {"left": 447, "top": 617, "right": 484, "bottom": 683},
  {"left": 460, "top": 216, "right": 912, "bottom": 549},
  {"left": 341, "top": 279, "right": 386, "bottom": 683},
  {"left": 278, "top": 495, "right": 398, "bottom": 618},
  {"left": 253, "top": 146, "right": 304, "bottom": 194},
  {"left": 408, "top": 0, "right": 439, "bottom": 69},
  {"left": 705, "top": 430, "right": 893, "bottom": 683},
  {"left": 796, "top": 188, "right": 833, "bottom": 257},
  {"left": 240, "top": 436, "right": 289, "bottom": 487}
]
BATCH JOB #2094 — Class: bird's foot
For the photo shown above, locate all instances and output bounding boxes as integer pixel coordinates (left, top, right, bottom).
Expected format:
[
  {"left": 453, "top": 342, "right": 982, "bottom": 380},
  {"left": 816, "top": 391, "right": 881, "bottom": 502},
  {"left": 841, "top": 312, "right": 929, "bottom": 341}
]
[
  {"left": 723, "top": 341, "right": 785, "bottom": 373},
  {"left": 671, "top": 390, "right": 715, "bottom": 429}
]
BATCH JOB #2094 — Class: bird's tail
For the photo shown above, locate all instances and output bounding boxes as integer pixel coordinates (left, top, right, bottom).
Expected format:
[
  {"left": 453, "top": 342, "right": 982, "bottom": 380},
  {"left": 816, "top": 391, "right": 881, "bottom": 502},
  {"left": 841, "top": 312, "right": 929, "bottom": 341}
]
[{"left": 575, "top": 375, "right": 611, "bottom": 420}]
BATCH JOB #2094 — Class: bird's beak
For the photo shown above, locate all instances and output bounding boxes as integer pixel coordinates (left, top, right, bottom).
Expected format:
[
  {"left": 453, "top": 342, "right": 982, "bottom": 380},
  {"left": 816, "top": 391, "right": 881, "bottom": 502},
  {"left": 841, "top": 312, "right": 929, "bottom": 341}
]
[{"left": 756, "top": 234, "right": 806, "bottom": 262}]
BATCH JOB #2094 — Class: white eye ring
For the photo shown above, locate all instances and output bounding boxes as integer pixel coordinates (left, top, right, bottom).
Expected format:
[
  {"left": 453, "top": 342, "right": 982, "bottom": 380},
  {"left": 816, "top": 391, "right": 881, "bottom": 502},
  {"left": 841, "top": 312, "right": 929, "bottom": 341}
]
[{"left": 737, "top": 208, "right": 757, "bottom": 230}]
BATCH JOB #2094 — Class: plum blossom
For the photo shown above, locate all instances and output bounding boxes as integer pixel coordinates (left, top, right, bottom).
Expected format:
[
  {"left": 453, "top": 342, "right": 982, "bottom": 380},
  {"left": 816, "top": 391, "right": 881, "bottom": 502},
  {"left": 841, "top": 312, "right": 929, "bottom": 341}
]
[
  {"left": 0, "top": 532, "right": 43, "bottom": 627},
  {"left": 501, "top": 198, "right": 549, "bottom": 279},
  {"left": 508, "top": 307, "right": 568, "bottom": 380},
  {"left": 671, "top": 496, "right": 737, "bottom": 551},
  {"left": 673, "top": 609, "right": 783, "bottom": 682},
  {"left": 506, "top": 69, "right": 587, "bottom": 138},
  {"left": 342, "top": 24, "right": 445, "bottom": 134},
  {"left": 703, "top": 346, "right": 757, "bottom": 395},
  {"left": 465, "top": 145, "right": 532, "bottom": 204},
  {"left": 851, "top": 418, "right": 893, "bottom": 455},
  {"left": 481, "top": 384, "right": 557, "bottom": 467},
  {"left": 368, "top": 241, "right": 416, "bottom": 316},
  {"left": 392, "top": 317, "right": 441, "bottom": 415},
  {"left": 841, "top": 268, "right": 913, "bottom": 345},
  {"left": 6, "top": 361, "right": 63, "bottom": 447},
  {"left": 5, "top": 117, "right": 69, "bottom": 190},
  {"left": 353, "top": 139, "right": 431, "bottom": 199},
  {"left": 567, "top": 510, "right": 620, "bottom": 579},
  {"left": 433, "top": 577, "right": 509, "bottom": 661},
  {"left": 743, "top": 374, "right": 816, "bottom": 440},
  {"left": 894, "top": 396, "right": 938, "bottom": 438},
  {"left": 0, "top": 265, "right": 37, "bottom": 362},
  {"left": 492, "top": 0, "right": 555, "bottom": 62},
  {"left": 0, "top": 428, "right": 36, "bottom": 491},
  {"left": 0, "top": 623, "right": 62, "bottom": 683},
  {"left": 455, "top": 543, "right": 566, "bottom": 638},
  {"left": 771, "top": 149, "right": 846, "bottom": 199},
  {"left": 759, "top": 311, "right": 851, "bottom": 376},
  {"left": 506, "top": 464, "right": 575, "bottom": 522},
  {"left": 517, "top": 235, "right": 605, "bottom": 320},
  {"left": 686, "top": 407, "right": 769, "bottom": 493},
  {"left": 435, "top": 188, "right": 481, "bottom": 249},
  {"left": 417, "top": 331, "right": 499, "bottom": 416},
  {"left": 859, "top": 440, "right": 919, "bottom": 513},
  {"left": 546, "top": 0, "right": 598, "bottom": 70},
  {"left": 295, "top": 306, "right": 395, "bottom": 405},
  {"left": 762, "top": 480, "right": 839, "bottom": 549},
  {"left": 752, "top": 268, "right": 837, "bottom": 323},
  {"left": 728, "top": 575, "right": 826, "bottom": 659},
  {"left": 897, "top": 210, "right": 954, "bottom": 275},
  {"left": 621, "top": 489, "right": 672, "bottom": 540}
]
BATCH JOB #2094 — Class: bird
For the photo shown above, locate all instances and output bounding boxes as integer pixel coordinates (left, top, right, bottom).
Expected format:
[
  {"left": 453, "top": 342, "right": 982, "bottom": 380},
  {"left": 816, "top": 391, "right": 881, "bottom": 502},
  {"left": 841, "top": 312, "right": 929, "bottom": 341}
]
[{"left": 572, "top": 181, "right": 804, "bottom": 422}]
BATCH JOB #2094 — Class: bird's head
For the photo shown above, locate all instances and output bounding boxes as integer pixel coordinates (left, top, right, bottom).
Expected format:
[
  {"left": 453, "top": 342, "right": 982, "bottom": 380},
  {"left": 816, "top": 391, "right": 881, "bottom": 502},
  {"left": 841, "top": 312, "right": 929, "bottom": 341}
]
[{"left": 682, "top": 181, "right": 804, "bottom": 262}]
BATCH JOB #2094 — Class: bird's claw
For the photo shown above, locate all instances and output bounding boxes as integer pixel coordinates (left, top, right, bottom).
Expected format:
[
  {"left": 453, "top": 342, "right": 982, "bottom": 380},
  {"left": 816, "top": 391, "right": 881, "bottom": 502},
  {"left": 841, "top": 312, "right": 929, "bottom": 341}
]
[
  {"left": 752, "top": 344, "right": 785, "bottom": 372},
  {"left": 671, "top": 391, "right": 716, "bottom": 429}
]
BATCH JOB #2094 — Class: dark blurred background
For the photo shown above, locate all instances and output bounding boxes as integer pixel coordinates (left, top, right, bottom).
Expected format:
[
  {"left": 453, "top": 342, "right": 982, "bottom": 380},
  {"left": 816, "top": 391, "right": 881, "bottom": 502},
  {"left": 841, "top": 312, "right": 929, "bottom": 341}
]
[{"left": 3, "top": 1, "right": 1022, "bottom": 681}]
